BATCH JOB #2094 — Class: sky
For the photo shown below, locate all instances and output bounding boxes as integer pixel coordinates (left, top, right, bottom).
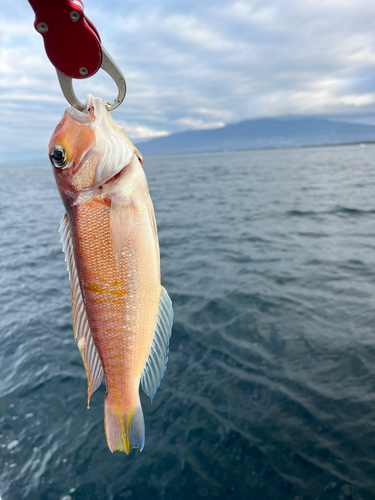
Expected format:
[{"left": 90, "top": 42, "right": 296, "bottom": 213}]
[{"left": 2, "top": 0, "right": 375, "bottom": 161}]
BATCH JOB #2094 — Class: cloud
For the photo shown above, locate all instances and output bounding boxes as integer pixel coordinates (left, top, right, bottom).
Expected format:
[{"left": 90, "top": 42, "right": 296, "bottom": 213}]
[
  {"left": 174, "top": 118, "right": 225, "bottom": 130},
  {"left": 118, "top": 124, "right": 170, "bottom": 140},
  {"left": 0, "top": 19, "right": 34, "bottom": 43},
  {"left": 2, "top": 0, "right": 375, "bottom": 160},
  {"left": 220, "top": 3, "right": 278, "bottom": 26}
]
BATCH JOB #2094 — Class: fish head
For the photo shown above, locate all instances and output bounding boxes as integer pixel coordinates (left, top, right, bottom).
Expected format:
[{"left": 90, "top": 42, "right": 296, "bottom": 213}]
[{"left": 49, "top": 95, "right": 142, "bottom": 204}]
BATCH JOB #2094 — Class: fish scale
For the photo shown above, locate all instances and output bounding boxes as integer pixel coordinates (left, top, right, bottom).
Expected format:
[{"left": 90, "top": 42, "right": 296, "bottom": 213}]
[{"left": 73, "top": 199, "right": 154, "bottom": 398}]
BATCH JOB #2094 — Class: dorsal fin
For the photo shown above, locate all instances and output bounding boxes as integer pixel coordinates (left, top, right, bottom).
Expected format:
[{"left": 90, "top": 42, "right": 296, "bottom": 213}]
[
  {"left": 141, "top": 286, "right": 173, "bottom": 402},
  {"left": 109, "top": 195, "right": 134, "bottom": 274},
  {"left": 59, "top": 214, "right": 104, "bottom": 407}
]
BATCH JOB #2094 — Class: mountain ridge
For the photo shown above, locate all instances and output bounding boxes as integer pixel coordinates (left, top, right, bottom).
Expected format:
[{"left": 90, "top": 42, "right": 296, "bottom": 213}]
[{"left": 135, "top": 116, "right": 375, "bottom": 156}]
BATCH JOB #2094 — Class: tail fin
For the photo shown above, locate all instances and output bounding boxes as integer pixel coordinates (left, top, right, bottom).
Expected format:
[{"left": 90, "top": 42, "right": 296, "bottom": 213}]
[{"left": 104, "top": 395, "right": 145, "bottom": 454}]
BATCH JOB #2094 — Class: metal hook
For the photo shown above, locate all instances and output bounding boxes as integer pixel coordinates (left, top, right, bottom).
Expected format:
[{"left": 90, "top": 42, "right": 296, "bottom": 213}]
[{"left": 56, "top": 46, "right": 126, "bottom": 112}]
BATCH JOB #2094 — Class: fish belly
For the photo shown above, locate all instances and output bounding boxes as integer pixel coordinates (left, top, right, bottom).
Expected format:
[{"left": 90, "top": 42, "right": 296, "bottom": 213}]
[{"left": 69, "top": 197, "right": 160, "bottom": 409}]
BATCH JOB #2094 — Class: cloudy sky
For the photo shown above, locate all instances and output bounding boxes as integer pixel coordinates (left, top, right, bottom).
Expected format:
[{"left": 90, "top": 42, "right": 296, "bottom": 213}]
[{"left": 2, "top": 0, "right": 375, "bottom": 161}]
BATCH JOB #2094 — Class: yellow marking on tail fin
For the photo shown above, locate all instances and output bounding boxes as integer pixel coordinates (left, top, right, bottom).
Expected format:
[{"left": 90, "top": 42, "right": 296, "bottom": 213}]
[{"left": 114, "top": 406, "right": 135, "bottom": 454}]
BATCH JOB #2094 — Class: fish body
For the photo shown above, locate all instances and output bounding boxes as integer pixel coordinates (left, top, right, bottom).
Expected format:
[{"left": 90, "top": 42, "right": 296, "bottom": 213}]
[{"left": 49, "top": 95, "right": 173, "bottom": 453}]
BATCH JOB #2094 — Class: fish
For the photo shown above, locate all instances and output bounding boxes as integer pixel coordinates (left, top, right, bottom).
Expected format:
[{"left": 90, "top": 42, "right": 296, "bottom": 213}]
[{"left": 48, "top": 94, "right": 173, "bottom": 454}]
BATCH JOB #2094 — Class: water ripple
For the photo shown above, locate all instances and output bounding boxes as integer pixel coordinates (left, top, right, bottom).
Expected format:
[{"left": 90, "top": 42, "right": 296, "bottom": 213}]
[{"left": 2, "top": 146, "right": 375, "bottom": 499}]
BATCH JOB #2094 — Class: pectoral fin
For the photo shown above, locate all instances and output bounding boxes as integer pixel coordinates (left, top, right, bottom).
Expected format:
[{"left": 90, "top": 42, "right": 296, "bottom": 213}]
[
  {"left": 110, "top": 196, "right": 134, "bottom": 273},
  {"left": 59, "top": 214, "right": 104, "bottom": 406},
  {"left": 145, "top": 192, "right": 160, "bottom": 278},
  {"left": 141, "top": 286, "right": 173, "bottom": 401}
]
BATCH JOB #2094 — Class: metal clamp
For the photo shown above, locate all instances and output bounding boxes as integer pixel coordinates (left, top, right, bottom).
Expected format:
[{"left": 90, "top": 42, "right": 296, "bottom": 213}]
[
  {"left": 28, "top": 0, "right": 126, "bottom": 111},
  {"left": 56, "top": 46, "right": 126, "bottom": 111}
]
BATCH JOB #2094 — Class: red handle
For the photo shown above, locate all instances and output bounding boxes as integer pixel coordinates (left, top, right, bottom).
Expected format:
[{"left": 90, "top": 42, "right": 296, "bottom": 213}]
[{"left": 28, "top": 0, "right": 102, "bottom": 79}]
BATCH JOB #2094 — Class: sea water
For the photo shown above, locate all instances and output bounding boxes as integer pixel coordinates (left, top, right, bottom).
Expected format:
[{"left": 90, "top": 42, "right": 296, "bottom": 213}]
[{"left": 1, "top": 145, "right": 375, "bottom": 499}]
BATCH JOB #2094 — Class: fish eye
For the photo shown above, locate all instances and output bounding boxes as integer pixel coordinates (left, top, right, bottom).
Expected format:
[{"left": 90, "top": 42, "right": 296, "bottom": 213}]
[{"left": 50, "top": 145, "right": 67, "bottom": 168}]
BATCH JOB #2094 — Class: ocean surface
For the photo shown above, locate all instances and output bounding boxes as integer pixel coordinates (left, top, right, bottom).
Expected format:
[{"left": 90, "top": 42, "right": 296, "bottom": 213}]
[{"left": 1, "top": 145, "right": 375, "bottom": 500}]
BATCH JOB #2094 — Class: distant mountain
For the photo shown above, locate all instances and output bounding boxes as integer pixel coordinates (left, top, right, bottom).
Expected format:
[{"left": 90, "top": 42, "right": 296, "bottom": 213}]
[{"left": 136, "top": 117, "right": 375, "bottom": 156}]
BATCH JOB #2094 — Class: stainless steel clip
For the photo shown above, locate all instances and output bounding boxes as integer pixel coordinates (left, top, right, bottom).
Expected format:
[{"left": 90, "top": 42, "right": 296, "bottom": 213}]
[{"left": 56, "top": 46, "right": 126, "bottom": 111}]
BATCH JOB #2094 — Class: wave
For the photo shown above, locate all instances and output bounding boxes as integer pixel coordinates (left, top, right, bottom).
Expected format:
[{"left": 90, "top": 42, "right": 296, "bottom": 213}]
[{"left": 285, "top": 206, "right": 375, "bottom": 218}]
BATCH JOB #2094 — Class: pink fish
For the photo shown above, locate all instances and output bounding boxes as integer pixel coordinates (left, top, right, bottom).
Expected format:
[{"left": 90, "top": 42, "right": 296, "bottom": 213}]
[{"left": 49, "top": 95, "right": 173, "bottom": 453}]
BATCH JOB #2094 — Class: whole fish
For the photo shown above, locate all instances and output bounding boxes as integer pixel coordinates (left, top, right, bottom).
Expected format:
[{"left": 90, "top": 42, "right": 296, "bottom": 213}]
[{"left": 49, "top": 95, "right": 173, "bottom": 453}]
